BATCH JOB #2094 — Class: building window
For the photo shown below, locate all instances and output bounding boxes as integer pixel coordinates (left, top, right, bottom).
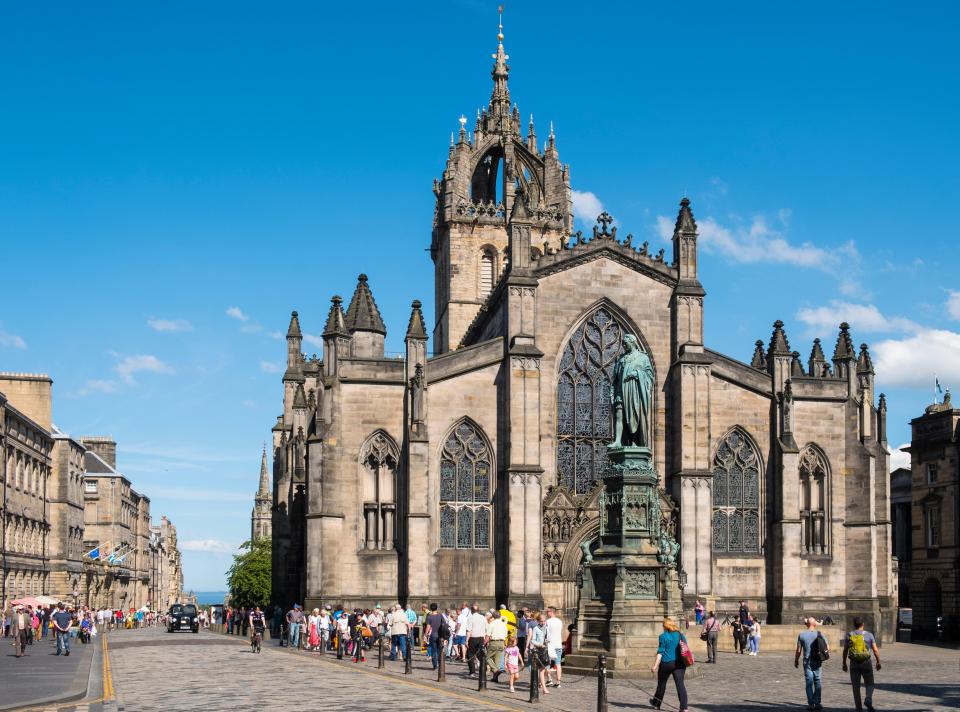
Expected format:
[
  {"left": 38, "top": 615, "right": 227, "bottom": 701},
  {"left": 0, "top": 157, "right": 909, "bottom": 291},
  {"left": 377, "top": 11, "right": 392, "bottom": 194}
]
[
  {"left": 359, "top": 431, "right": 399, "bottom": 551},
  {"left": 799, "top": 445, "right": 830, "bottom": 556},
  {"left": 926, "top": 463, "right": 938, "bottom": 484},
  {"left": 556, "top": 306, "right": 626, "bottom": 495},
  {"left": 439, "top": 420, "right": 492, "bottom": 549},
  {"left": 712, "top": 428, "right": 762, "bottom": 554},
  {"left": 480, "top": 248, "right": 495, "bottom": 296},
  {"left": 84, "top": 480, "right": 97, "bottom": 493},
  {"left": 925, "top": 504, "right": 941, "bottom": 548}
]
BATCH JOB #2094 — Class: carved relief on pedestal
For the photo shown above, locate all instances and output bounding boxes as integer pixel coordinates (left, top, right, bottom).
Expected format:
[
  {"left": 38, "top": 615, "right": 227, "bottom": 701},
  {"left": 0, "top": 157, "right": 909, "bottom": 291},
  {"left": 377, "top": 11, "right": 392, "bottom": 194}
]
[{"left": 540, "top": 483, "right": 602, "bottom": 581}]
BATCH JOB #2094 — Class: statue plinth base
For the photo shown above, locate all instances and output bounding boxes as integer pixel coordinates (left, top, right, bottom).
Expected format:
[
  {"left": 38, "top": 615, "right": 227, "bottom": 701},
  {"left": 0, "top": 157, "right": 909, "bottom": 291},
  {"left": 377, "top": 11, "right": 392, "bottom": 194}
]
[{"left": 567, "top": 445, "right": 684, "bottom": 678}]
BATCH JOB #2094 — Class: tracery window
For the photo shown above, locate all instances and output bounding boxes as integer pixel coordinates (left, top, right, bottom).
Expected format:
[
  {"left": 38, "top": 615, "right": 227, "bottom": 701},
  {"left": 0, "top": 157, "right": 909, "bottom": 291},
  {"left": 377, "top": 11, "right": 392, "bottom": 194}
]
[
  {"left": 439, "top": 420, "right": 491, "bottom": 549},
  {"left": 712, "top": 429, "right": 761, "bottom": 554},
  {"left": 556, "top": 307, "right": 626, "bottom": 494},
  {"left": 799, "top": 445, "right": 829, "bottom": 555},
  {"left": 359, "top": 431, "right": 399, "bottom": 551}
]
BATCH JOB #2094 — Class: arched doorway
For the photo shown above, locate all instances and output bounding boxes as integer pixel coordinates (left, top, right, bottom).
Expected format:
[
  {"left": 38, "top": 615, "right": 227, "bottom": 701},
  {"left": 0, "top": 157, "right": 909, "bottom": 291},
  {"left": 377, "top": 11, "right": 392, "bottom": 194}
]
[{"left": 917, "top": 577, "right": 942, "bottom": 638}]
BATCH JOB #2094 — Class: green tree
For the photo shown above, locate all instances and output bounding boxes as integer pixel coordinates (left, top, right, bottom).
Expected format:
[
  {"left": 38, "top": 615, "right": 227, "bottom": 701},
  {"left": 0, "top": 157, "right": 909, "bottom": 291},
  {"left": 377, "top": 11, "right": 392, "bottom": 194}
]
[{"left": 226, "top": 538, "right": 271, "bottom": 608}]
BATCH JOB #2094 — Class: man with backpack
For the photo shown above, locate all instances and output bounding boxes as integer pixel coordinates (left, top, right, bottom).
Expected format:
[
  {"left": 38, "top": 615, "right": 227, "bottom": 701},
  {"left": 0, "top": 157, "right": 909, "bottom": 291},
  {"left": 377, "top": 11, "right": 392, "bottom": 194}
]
[
  {"left": 842, "top": 616, "right": 881, "bottom": 712},
  {"left": 795, "top": 617, "right": 829, "bottom": 711}
]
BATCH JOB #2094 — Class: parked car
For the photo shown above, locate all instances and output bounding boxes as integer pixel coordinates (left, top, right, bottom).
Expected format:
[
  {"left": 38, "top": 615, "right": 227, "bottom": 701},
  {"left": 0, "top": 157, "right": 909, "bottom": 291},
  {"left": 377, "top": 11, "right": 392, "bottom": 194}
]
[{"left": 167, "top": 603, "right": 199, "bottom": 633}]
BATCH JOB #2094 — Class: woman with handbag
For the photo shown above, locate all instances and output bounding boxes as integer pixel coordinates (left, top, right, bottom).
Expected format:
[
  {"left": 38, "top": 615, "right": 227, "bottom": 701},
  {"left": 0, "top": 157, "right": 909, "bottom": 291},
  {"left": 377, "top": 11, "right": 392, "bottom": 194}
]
[
  {"left": 528, "top": 613, "right": 552, "bottom": 695},
  {"left": 649, "top": 616, "right": 690, "bottom": 712}
]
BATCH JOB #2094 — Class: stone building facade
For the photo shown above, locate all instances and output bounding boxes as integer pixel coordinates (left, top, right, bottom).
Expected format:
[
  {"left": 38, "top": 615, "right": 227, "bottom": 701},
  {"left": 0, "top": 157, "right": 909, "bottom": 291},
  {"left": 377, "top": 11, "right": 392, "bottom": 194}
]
[
  {"left": 49, "top": 426, "right": 86, "bottom": 601},
  {"left": 269, "top": 29, "right": 896, "bottom": 639},
  {"left": 903, "top": 393, "right": 959, "bottom": 638},
  {"left": 151, "top": 515, "right": 184, "bottom": 611}
]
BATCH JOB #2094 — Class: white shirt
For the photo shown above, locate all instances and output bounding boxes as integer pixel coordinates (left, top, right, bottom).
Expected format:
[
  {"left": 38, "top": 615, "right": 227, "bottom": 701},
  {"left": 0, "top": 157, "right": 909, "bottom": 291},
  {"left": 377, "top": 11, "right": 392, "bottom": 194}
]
[
  {"left": 468, "top": 612, "right": 488, "bottom": 638},
  {"left": 456, "top": 610, "right": 469, "bottom": 636},
  {"left": 545, "top": 616, "right": 564, "bottom": 648}
]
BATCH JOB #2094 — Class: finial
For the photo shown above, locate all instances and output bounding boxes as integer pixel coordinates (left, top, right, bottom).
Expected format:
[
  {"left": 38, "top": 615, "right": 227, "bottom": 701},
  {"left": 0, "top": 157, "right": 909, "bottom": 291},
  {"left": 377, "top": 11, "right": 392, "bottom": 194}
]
[
  {"left": 498, "top": 4, "right": 504, "bottom": 44},
  {"left": 459, "top": 115, "right": 467, "bottom": 128}
]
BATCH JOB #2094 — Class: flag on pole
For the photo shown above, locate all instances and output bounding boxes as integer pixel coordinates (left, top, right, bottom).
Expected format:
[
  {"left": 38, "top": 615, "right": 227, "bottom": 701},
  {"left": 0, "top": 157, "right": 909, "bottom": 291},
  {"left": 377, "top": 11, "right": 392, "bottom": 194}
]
[
  {"left": 107, "top": 544, "right": 129, "bottom": 564},
  {"left": 85, "top": 545, "right": 100, "bottom": 560},
  {"left": 936, "top": 377, "right": 943, "bottom": 395}
]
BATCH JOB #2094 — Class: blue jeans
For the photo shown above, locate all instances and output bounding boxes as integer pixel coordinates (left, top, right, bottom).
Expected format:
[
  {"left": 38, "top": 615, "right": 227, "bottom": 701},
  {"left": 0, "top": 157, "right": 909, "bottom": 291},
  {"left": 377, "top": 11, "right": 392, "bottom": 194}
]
[
  {"left": 749, "top": 637, "right": 759, "bottom": 654},
  {"left": 803, "top": 662, "right": 823, "bottom": 706},
  {"left": 56, "top": 630, "right": 71, "bottom": 654},
  {"left": 288, "top": 623, "right": 300, "bottom": 648},
  {"left": 391, "top": 633, "right": 407, "bottom": 660},
  {"left": 428, "top": 638, "right": 441, "bottom": 668}
]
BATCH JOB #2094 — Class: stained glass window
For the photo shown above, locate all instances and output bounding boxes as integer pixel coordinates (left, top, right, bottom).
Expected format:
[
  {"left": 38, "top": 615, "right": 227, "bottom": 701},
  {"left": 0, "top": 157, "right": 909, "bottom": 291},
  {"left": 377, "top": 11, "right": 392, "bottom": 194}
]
[
  {"left": 711, "top": 428, "right": 762, "bottom": 554},
  {"left": 439, "top": 420, "right": 492, "bottom": 549},
  {"left": 556, "top": 307, "right": 628, "bottom": 494}
]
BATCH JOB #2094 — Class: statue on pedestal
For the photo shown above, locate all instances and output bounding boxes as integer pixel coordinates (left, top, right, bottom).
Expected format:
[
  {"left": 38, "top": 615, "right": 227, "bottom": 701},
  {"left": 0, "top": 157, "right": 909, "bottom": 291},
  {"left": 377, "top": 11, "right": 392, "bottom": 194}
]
[{"left": 609, "top": 334, "right": 654, "bottom": 448}]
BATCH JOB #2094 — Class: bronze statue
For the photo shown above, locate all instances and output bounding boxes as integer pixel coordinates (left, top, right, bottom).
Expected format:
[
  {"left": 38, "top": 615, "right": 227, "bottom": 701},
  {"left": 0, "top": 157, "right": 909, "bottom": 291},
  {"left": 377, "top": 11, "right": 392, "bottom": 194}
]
[{"left": 610, "top": 334, "right": 653, "bottom": 447}]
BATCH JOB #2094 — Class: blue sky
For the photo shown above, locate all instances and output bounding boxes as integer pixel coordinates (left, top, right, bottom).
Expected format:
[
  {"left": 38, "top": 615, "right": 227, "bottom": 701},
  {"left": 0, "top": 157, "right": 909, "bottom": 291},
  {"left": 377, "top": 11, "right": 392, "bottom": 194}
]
[{"left": 1, "top": 1, "right": 958, "bottom": 590}]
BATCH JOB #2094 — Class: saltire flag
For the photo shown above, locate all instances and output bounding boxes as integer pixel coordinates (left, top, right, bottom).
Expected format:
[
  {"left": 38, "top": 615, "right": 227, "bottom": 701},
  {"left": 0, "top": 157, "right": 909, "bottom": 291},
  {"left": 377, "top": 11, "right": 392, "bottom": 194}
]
[
  {"left": 937, "top": 377, "right": 943, "bottom": 395},
  {"left": 85, "top": 545, "right": 100, "bottom": 560},
  {"left": 107, "top": 544, "right": 129, "bottom": 564}
]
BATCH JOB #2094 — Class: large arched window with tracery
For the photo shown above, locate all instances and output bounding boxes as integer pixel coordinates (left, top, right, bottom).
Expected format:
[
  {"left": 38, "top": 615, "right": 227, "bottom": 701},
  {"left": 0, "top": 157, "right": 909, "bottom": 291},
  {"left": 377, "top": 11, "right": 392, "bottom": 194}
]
[
  {"left": 556, "top": 307, "right": 626, "bottom": 495},
  {"left": 439, "top": 420, "right": 492, "bottom": 549},
  {"left": 712, "top": 428, "right": 761, "bottom": 554},
  {"left": 799, "top": 444, "right": 829, "bottom": 556}
]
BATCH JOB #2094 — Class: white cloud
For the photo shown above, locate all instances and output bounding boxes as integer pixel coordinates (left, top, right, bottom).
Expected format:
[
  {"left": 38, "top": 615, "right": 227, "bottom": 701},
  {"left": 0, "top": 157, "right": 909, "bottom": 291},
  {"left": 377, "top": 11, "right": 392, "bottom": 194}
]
[
  {"left": 147, "top": 318, "right": 193, "bottom": 333},
  {"left": 240, "top": 323, "right": 263, "bottom": 334},
  {"left": 303, "top": 334, "right": 324, "bottom": 350},
  {"left": 889, "top": 443, "right": 911, "bottom": 472},
  {"left": 259, "top": 360, "right": 282, "bottom": 374},
  {"left": 0, "top": 329, "right": 26, "bottom": 349},
  {"left": 115, "top": 354, "right": 174, "bottom": 384},
  {"left": 179, "top": 539, "right": 240, "bottom": 554},
  {"left": 269, "top": 331, "right": 283, "bottom": 340},
  {"left": 796, "top": 301, "right": 919, "bottom": 335},
  {"left": 76, "top": 379, "right": 119, "bottom": 396},
  {"left": 873, "top": 328, "right": 960, "bottom": 388},
  {"left": 571, "top": 190, "right": 604, "bottom": 225},
  {"left": 946, "top": 291, "right": 960, "bottom": 320},
  {"left": 226, "top": 306, "right": 249, "bottom": 322}
]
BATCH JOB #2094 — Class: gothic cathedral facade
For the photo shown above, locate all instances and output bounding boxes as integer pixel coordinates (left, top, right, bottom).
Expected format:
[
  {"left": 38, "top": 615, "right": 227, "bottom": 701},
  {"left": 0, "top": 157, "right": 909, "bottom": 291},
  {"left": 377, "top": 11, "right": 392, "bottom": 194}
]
[{"left": 269, "top": 31, "right": 896, "bottom": 638}]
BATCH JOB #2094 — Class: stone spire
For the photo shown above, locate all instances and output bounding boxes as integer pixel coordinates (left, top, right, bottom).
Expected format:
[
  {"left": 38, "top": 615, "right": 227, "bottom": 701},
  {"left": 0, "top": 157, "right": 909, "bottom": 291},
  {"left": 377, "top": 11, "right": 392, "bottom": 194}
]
[
  {"left": 832, "top": 322, "right": 856, "bottom": 361},
  {"left": 257, "top": 444, "right": 269, "bottom": 495},
  {"left": 857, "top": 343, "right": 875, "bottom": 374},
  {"left": 322, "top": 296, "right": 349, "bottom": 337},
  {"left": 674, "top": 196, "right": 697, "bottom": 235},
  {"left": 808, "top": 338, "right": 830, "bottom": 377},
  {"left": 489, "top": 9, "right": 511, "bottom": 123},
  {"left": 406, "top": 300, "right": 428, "bottom": 340},
  {"left": 750, "top": 340, "right": 767, "bottom": 370},
  {"left": 768, "top": 320, "right": 791, "bottom": 357},
  {"left": 287, "top": 310, "right": 302, "bottom": 338},
  {"left": 791, "top": 351, "right": 805, "bottom": 377},
  {"left": 344, "top": 274, "right": 386, "bottom": 335}
]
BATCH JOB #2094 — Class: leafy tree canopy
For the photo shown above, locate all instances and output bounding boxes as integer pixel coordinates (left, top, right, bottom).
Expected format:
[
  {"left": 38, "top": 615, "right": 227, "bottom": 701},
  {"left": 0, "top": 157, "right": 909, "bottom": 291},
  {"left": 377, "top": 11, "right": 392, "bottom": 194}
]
[{"left": 226, "top": 538, "right": 271, "bottom": 609}]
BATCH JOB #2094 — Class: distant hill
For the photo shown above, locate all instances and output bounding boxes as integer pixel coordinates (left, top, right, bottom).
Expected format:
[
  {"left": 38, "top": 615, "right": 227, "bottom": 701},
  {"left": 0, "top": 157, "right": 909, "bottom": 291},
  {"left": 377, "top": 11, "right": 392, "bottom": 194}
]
[{"left": 194, "top": 591, "right": 228, "bottom": 606}]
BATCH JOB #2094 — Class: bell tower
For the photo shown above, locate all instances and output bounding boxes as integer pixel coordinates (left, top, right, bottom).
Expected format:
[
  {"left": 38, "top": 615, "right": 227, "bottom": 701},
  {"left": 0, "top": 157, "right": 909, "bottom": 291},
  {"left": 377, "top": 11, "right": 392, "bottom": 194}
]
[{"left": 430, "top": 15, "right": 573, "bottom": 353}]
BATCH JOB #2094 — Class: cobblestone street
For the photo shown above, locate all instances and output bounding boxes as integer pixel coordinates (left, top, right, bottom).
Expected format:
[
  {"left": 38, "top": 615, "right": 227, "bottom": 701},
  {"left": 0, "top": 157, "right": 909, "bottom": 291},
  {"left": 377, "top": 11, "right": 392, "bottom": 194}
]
[{"left": 98, "top": 628, "right": 960, "bottom": 711}]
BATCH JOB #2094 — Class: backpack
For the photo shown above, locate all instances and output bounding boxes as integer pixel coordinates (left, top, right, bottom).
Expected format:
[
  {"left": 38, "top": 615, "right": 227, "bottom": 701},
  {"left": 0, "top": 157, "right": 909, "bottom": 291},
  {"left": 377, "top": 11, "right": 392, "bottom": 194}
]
[
  {"left": 847, "top": 631, "right": 871, "bottom": 662},
  {"left": 812, "top": 632, "right": 829, "bottom": 662}
]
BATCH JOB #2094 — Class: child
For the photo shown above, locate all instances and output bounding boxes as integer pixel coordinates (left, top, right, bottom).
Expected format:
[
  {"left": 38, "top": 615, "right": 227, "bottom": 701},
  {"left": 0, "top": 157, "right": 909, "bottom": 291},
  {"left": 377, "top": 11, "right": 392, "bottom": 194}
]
[{"left": 504, "top": 636, "right": 523, "bottom": 693}]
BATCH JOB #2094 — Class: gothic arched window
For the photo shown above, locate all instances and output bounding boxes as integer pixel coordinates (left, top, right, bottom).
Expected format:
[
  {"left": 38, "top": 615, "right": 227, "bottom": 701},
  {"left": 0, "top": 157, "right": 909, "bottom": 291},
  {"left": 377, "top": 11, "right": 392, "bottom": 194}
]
[
  {"left": 556, "top": 306, "right": 626, "bottom": 494},
  {"left": 712, "top": 428, "right": 761, "bottom": 554},
  {"left": 359, "top": 431, "right": 399, "bottom": 551},
  {"left": 439, "top": 420, "right": 492, "bottom": 549},
  {"left": 480, "top": 248, "right": 495, "bottom": 296},
  {"left": 800, "top": 445, "right": 829, "bottom": 556}
]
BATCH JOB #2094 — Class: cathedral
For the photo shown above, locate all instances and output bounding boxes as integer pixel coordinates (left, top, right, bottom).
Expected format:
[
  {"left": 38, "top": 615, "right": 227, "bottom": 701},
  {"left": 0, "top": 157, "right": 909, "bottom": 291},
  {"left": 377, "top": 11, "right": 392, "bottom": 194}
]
[{"left": 268, "top": 24, "right": 896, "bottom": 639}]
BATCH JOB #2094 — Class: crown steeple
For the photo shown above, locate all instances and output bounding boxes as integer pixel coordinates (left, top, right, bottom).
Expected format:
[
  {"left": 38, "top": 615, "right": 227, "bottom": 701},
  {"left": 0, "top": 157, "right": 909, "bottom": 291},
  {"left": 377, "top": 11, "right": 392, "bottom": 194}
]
[{"left": 489, "top": 8, "right": 511, "bottom": 123}]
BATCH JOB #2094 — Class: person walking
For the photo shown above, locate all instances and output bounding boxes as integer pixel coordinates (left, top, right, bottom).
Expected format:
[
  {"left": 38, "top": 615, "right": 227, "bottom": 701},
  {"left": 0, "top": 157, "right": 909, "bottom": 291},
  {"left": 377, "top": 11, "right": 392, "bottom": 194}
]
[
  {"left": 738, "top": 600, "right": 750, "bottom": 625},
  {"left": 466, "top": 604, "right": 487, "bottom": 677},
  {"left": 51, "top": 603, "right": 73, "bottom": 656},
  {"left": 701, "top": 610, "right": 721, "bottom": 663},
  {"left": 425, "top": 603, "right": 445, "bottom": 670},
  {"left": 795, "top": 617, "right": 828, "bottom": 711},
  {"left": 529, "top": 612, "right": 552, "bottom": 694},
  {"left": 731, "top": 617, "right": 746, "bottom": 654},
  {"left": 544, "top": 607, "right": 564, "bottom": 688},
  {"left": 649, "top": 616, "right": 690, "bottom": 712},
  {"left": 842, "top": 616, "right": 881, "bottom": 712},
  {"left": 286, "top": 605, "right": 304, "bottom": 649},
  {"left": 747, "top": 614, "right": 761, "bottom": 655},
  {"left": 694, "top": 599, "right": 705, "bottom": 625},
  {"left": 485, "top": 610, "right": 508, "bottom": 683},
  {"left": 10, "top": 605, "right": 29, "bottom": 657},
  {"left": 389, "top": 604, "right": 408, "bottom": 661},
  {"left": 504, "top": 635, "right": 523, "bottom": 693}
]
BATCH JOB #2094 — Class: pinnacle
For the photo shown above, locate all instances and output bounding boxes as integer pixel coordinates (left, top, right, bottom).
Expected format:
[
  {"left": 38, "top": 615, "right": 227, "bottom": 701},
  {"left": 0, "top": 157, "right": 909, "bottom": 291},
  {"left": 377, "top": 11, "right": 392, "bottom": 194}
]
[
  {"left": 345, "top": 274, "right": 387, "bottom": 335},
  {"left": 674, "top": 197, "right": 697, "bottom": 235},
  {"left": 292, "top": 382, "right": 308, "bottom": 409},
  {"left": 322, "top": 295, "right": 349, "bottom": 337},
  {"left": 257, "top": 444, "right": 270, "bottom": 495},
  {"left": 857, "top": 343, "right": 874, "bottom": 374},
  {"left": 750, "top": 339, "right": 767, "bottom": 370},
  {"left": 287, "top": 310, "right": 302, "bottom": 339},
  {"left": 768, "top": 320, "right": 791, "bottom": 356},
  {"left": 832, "top": 322, "right": 856, "bottom": 361},
  {"left": 406, "top": 299, "right": 428, "bottom": 341}
]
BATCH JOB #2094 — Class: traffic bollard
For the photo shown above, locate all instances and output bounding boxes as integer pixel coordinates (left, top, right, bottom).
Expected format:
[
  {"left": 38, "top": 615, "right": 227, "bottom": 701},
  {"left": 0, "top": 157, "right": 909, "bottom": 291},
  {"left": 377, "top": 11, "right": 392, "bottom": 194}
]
[
  {"left": 438, "top": 645, "right": 446, "bottom": 682},
  {"left": 320, "top": 632, "right": 326, "bottom": 656},
  {"left": 597, "top": 654, "right": 608, "bottom": 712},
  {"left": 404, "top": 638, "right": 413, "bottom": 675},
  {"left": 528, "top": 651, "right": 540, "bottom": 703},
  {"left": 378, "top": 635, "right": 385, "bottom": 669},
  {"left": 336, "top": 631, "right": 344, "bottom": 659},
  {"left": 478, "top": 645, "right": 487, "bottom": 691}
]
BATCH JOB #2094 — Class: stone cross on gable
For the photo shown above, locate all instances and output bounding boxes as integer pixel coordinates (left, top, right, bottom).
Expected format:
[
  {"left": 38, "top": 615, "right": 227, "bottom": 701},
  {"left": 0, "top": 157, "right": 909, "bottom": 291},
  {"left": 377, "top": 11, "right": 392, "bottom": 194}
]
[{"left": 597, "top": 211, "right": 614, "bottom": 235}]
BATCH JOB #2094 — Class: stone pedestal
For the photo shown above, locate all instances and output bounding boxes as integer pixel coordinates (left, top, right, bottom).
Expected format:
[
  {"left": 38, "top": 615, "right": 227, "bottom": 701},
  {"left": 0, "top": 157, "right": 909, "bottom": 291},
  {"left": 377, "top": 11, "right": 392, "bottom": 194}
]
[{"left": 567, "top": 446, "right": 683, "bottom": 678}]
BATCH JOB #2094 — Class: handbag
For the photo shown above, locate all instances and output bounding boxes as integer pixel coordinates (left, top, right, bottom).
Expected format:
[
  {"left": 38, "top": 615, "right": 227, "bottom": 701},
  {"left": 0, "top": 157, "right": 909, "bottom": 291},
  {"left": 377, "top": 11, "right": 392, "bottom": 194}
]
[
  {"left": 677, "top": 636, "right": 695, "bottom": 667},
  {"left": 699, "top": 630, "right": 708, "bottom": 642}
]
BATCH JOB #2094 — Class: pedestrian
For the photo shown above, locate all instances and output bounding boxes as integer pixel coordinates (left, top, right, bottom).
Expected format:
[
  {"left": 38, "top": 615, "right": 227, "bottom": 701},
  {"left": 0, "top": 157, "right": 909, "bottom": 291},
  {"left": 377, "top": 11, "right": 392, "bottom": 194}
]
[
  {"left": 701, "top": 610, "right": 720, "bottom": 663},
  {"left": 649, "top": 616, "right": 690, "bottom": 712},
  {"left": 454, "top": 603, "right": 469, "bottom": 661},
  {"left": 486, "top": 610, "right": 508, "bottom": 683},
  {"left": 738, "top": 600, "right": 750, "bottom": 624},
  {"left": 694, "top": 599, "right": 705, "bottom": 625},
  {"left": 732, "top": 617, "right": 746, "bottom": 654},
  {"left": 842, "top": 616, "right": 881, "bottom": 712},
  {"left": 544, "top": 607, "right": 564, "bottom": 688},
  {"left": 747, "top": 614, "right": 761, "bottom": 655},
  {"left": 10, "top": 605, "right": 29, "bottom": 657},
  {"left": 308, "top": 608, "right": 321, "bottom": 650},
  {"left": 389, "top": 604, "right": 408, "bottom": 661},
  {"left": 336, "top": 608, "right": 350, "bottom": 658},
  {"left": 795, "top": 616, "right": 829, "bottom": 711},
  {"left": 466, "top": 603, "right": 486, "bottom": 677},
  {"left": 515, "top": 607, "right": 531, "bottom": 663},
  {"left": 504, "top": 635, "right": 523, "bottom": 692},
  {"left": 529, "top": 612, "right": 551, "bottom": 694},
  {"left": 425, "top": 603, "right": 445, "bottom": 670},
  {"left": 286, "top": 604, "right": 304, "bottom": 649},
  {"left": 51, "top": 603, "right": 73, "bottom": 656}
]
